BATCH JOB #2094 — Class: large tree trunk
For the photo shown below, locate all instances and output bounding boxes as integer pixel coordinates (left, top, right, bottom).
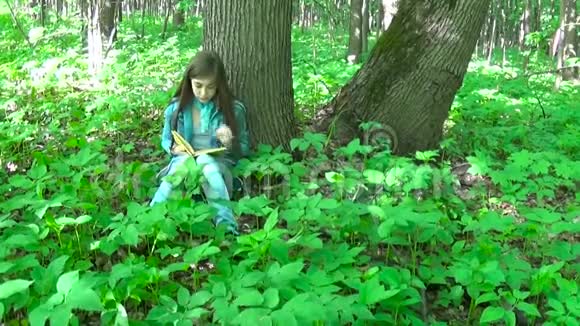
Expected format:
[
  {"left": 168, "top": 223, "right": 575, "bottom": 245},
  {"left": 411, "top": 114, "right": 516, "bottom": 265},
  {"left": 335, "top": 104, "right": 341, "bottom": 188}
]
[
  {"left": 500, "top": 0, "right": 508, "bottom": 67},
  {"left": 204, "top": 0, "right": 297, "bottom": 151},
  {"left": 362, "top": 0, "right": 369, "bottom": 53},
  {"left": 161, "top": 0, "right": 172, "bottom": 39},
  {"left": 487, "top": 0, "right": 497, "bottom": 64},
  {"left": 313, "top": 0, "right": 492, "bottom": 155},
  {"left": 554, "top": 0, "right": 579, "bottom": 89},
  {"left": 87, "top": 0, "right": 104, "bottom": 75},
  {"left": 102, "top": 0, "right": 118, "bottom": 43},
  {"left": 347, "top": 0, "right": 363, "bottom": 63},
  {"left": 381, "top": 0, "right": 398, "bottom": 31},
  {"left": 87, "top": 0, "right": 117, "bottom": 76},
  {"left": 521, "top": 0, "right": 532, "bottom": 71}
]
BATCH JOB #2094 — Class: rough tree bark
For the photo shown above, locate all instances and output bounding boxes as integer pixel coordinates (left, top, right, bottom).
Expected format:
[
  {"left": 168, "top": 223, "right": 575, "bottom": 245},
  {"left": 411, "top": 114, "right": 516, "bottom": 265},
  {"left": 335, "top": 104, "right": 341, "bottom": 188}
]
[
  {"left": 347, "top": 0, "right": 363, "bottom": 63},
  {"left": 204, "top": 0, "right": 297, "bottom": 151},
  {"left": 87, "top": 0, "right": 117, "bottom": 76},
  {"left": 161, "top": 0, "right": 172, "bottom": 39},
  {"left": 362, "top": 0, "right": 369, "bottom": 52},
  {"left": 381, "top": 0, "right": 398, "bottom": 32},
  {"left": 173, "top": 1, "right": 184, "bottom": 27},
  {"left": 487, "top": 1, "right": 497, "bottom": 64},
  {"left": 500, "top": 0, "right": 508, "bottom": 66},
  {"left": 313, "top": 0, "right": 492, "bottom": 155},
  {"left": 554, "top": 0, "right": 579, "bottom": 89},
  {"left": 521, "top": 0, "right": 532, "bottom": 71}
]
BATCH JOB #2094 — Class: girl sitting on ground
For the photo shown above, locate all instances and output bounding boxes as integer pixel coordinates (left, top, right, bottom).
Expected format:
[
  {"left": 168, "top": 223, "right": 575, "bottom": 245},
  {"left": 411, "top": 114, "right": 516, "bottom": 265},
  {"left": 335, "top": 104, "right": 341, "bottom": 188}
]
[{"left": 150, "top": 50, "right": 250, "bottom": 235}]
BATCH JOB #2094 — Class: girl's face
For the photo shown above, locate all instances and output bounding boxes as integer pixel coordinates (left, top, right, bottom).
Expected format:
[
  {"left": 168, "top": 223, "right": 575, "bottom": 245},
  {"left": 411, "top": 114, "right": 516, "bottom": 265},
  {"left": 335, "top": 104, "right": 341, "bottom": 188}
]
[{"left": 191, "top": 76, "right": 217, "bottom": 103}]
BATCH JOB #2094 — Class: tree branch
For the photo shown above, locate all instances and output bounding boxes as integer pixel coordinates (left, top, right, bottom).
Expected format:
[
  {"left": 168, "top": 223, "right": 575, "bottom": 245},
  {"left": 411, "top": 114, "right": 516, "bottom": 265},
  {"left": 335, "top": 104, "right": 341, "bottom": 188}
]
[{"left": 4, "top": 0, "right": 34, "bottom": 49}]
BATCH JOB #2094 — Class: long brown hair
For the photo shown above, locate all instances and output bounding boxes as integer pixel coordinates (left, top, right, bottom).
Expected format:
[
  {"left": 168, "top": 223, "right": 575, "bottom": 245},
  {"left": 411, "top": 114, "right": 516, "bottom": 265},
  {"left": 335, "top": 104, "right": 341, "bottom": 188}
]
[{"left": 170, "top": 51, "right": 241, "bottom": 157}]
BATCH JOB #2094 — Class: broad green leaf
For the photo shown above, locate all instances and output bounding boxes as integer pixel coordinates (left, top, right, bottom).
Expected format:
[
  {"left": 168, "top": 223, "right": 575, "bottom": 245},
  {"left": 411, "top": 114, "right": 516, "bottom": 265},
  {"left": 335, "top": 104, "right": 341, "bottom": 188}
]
[
  {"left": 109, "top": 263, "right": 133, "bottom": 288},
  {"left": 263, "top": 288, "right": 279, "bottom": 309},
  {"left": 367, "top": 205, "right": 385, "bottom": 219},
  {"left": 478, "top": 211, "right": 514, "bottom": 233},
  {"left": 358, "top": 276, "right": 400, "bottom": 305},
  {"left": 35, "top": 201, "right": 63, "bottom": 219},
  {"left": 29, "top": 304, "right": 51, "bottom": 326},
  {"left": 233, "top": 289, "right": 263, "bottom": 307},
  {"left": 270, "top": 239, "right": 290, "bottom": 263},
  {"left": 0, "top": 262, "right": 14, "bottom": 274},
  {"left": 183, "top": 308, "right": 208, "bottom": 320},
  {"left": 480, "top": 306, "right": 505, "bottom": 323},
  {"left": 178, "top": 287, "right": 190, "bottom": 306},
  {"left": 184, "top": 241, "right": 220, "bottom": 264},
  {"left": 8, "top": 175, "right": 34, "bottom": 189},
  {"left": 122, "top": 224, "right": 139, "bottom": 245},
  {"left": 38, "top": 255, "right": 70, "bottom": 294},
  {"left": 296, "top": 233, "right": 323, "bottom": 249},
  {"left": 46, "top": 293, "right": 65, "bottom": 306},
  {"left": 28, "top": 164, "right": 48, "bottom": 179},
  {"left": 363, "top": 169, "right": 384, "bottom": 184},
  {"left": 512, "top": 289, "right": 530, "bottom": 300},
  {"left": 68, "top": 287, "right": 103, "bottom": 311},
  {"left": 377, "top": 219, "right": 395, "bottom": 238},
  {"left": 522, "top": 208, "right": 561, "bottom": 224},
  {"left": 325, "top": 171, "right": 345, "bottom": 183},
  {"left": 504, "top": 310, "right": 516, "bottom": 326},
  {"left": 415, "top": 150, "right": 438, "bottom": 162},
  {"left": 233, "top": 308, "right": 272, "bottom": 326},
  {"left": 55, "top": 217, "right": 76, "bottom": 226},
  {"left": 270, "top": 161, "right": 290, "bottom": 175},
  {"left": 146, "top": 305, "right": 168, "bottom": 321},
  {"left": 290, "top": 138, "right": 301, "bottom": 151},
  {"left": 466, "top": 153, "right": 491, "bottom": 176},
  {"left": 272, "top": 309, "right": 298, "bottom": 326},
  {"left": 547, "top": 298, "right": 565, "bottom": 313},
  {"left": 318, "top": 198, "right": 339, "bottom": 210},
  {"left": 0, "top": 213, "right": 17, "bottom": 229},
  {"left": 49, "top": 305, "right": 72, "bottom": 326},
  {"left": 516, "top": 302, "right": 541, "bottom": 317},
  {"left": 213, "top": 282, "right": 227, "bottom": 297},
  {"left": 283, "top": 294, "right": 327, "bottom": 321},
  {"left": 351, "top": 303, "right": 375, "bottom": 320},
  {"left": 4, "top": 233, "right": 38, "bottom": 247},
  {"left": 476, "top": 292, "right": 499, "bottom": 306},
  {"left": 271, "top": 261, "right": 304, "bottom": 284},
  {"left": 264, "top": 208, "right": 279, "bottom": 232},
  {"left": 241, "top": 271, "right": 265, "bottom": 287},
  {"left": 190, "top": 291, "right": 212, "bottom": 307},
  {"left": 0, "top": 279, "right": 34, "bottom": 299},
  {"left": 115, "top": 304, "right": 129, "bottom": 326},
  {"left": 56, "top": 270, "right": 79, "bottom": 295},
  {"left": 0, "top": 302, "right": 4, "bottom": 319},
  {"left": 75, "top": 215, "right": 92, "bottom": 224}
]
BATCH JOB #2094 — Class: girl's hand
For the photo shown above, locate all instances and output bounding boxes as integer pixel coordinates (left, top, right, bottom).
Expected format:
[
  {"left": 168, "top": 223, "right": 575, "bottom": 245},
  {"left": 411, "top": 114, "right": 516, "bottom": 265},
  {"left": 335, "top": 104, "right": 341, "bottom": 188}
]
[
  {"left": 171, "top": 143, "right": 187, "bottom": 155},
  {"left": 216, "top": 125, "right": 233, "bottom": 148}
]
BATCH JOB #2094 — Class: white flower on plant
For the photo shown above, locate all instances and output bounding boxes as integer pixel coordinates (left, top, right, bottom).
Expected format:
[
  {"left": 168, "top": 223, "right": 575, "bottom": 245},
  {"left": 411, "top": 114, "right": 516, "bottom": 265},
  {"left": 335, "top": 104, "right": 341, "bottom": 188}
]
[{"left": 6, "top": 162, "right": 17, "bottom": 172}]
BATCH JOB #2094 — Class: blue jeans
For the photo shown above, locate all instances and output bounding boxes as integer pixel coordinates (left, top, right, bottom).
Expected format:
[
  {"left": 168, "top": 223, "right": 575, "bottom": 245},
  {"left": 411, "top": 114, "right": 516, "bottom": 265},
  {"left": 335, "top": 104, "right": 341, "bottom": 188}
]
[{"left": 150, "top": 154, "right": 238, "bottom": 234}]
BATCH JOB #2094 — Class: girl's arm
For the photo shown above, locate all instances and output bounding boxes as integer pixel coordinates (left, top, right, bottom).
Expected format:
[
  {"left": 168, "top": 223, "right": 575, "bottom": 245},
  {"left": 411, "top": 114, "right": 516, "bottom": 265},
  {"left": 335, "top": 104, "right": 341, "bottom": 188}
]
[{"left": 161, "top": 101, "right": 178, "bottom": 154}]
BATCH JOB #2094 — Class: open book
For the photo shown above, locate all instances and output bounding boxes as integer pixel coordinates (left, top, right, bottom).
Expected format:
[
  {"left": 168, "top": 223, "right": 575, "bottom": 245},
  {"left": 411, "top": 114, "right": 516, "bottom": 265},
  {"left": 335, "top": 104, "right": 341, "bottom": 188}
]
[{"left": 171, "top": 130, "right": 226, "bottom": 157}]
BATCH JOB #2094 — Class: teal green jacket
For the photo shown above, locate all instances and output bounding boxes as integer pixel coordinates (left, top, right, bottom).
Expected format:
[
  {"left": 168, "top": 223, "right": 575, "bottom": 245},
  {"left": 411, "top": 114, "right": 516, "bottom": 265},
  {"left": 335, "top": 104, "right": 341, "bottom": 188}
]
[{"left": 161, "top": 98, "right": 251, "bottom": 163}]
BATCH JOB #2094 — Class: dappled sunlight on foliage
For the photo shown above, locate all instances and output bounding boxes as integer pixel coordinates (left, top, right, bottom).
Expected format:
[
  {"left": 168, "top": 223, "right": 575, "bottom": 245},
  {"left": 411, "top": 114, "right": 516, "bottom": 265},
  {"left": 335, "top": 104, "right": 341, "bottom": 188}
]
[{"left": 0, "top": 4, "right": 579, "bottom": 325}]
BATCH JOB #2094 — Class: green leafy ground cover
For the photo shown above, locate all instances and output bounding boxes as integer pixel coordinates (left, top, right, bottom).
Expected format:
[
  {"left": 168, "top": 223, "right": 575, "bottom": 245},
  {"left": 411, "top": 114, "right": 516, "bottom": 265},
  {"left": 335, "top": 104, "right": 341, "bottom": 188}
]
[{"left": 1, "top": 12, "right": 579, "bottom": 326}]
